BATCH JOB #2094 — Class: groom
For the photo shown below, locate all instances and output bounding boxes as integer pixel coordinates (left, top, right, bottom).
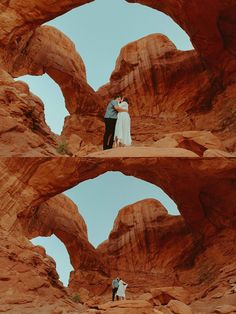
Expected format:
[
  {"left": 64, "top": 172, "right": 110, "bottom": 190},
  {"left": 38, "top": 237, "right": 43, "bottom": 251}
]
[
  {"left": 112, "top": 277, "right": 120, "bottom": 301},
  {"left": 103, "top": 95, "right": 126, "bottom": 150}
]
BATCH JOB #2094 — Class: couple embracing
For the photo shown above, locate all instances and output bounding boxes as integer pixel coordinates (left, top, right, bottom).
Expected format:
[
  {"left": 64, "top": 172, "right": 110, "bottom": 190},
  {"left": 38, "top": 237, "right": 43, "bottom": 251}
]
[
  {"left": 112, "top": 277, "right": 128, "bottom": 301},
  {"left": 103, "top": 96, "right": 132, "bottom": 150}
]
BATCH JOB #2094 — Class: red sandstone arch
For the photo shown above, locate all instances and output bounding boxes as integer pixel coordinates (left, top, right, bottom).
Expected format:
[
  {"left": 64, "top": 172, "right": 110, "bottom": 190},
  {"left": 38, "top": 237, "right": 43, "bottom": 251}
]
[
  {"left": 4, "top": 25, "right": 103, "bottom": 116},
  {"left": 126, "top": 0, "right": 236, "bottom": 85},
  {"left": 1, "top": 0, "right": 235, "bottom": 85},
  {"left": 0, "top": 156, "right": 235, "bottom": 239},
  {"left": 18, "top": 193, "right": 109, "bottom": 294},
  {"left": 18, "top": 194, "right": 102, "bottom": 269},
  {"left": 0, "top": 156, "right": 235, "bottom": 298},
  {"left": 0, "top": 0, "right": 94, "bottom": 46},
  {"left": 1, "top": 0, "right": 235, "bottom": 151}
]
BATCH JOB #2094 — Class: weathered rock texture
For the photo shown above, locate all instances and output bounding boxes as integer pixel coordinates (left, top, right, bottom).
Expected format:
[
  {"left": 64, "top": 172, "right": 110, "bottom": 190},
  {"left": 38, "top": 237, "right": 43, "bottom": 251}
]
[
  {"left": 1, "top": 155, "right": 235, "bottom": 242},
  {"left": 97, "top": 34, "right": 236, "bottom": 146},
  {"left": 126, "top": 0, "right": 236, "bottom": 86},
  {"left": 18, "top": 193, "right": 110, "bottom": 297},
  {"left": 0, "top": 188, "right": 108, "bottom": 313},
  {"left": 0, "top": 0, "right": 236, "bottom": 312},
  {"left": 0, "top": 0, "right": 235, "bottom": 155},
  {"left": 95, "top": 197, "right": 236, "bottom": 313},
  {"left": 153, "top": 131, "right": 226, "bottom": 156},
  {"left": 0, "top": 155, "right": 235, "bottom": 313},
  {"left": 98, "top": 34, "right": 210, "bottom": 137},
  {"left": 5, "top": 25, "right": 102, "bottom": 116},
  {"left": 0, "top": 0, "right": 94, "bottom": 47},
  {"left": 97, "top": 199, "right": 194, "bottom": 293},
  {"left": 0, "top": 232, "right": 85, "bottom": 314},
  {"left": 19, "top": 194, "right": 101, "bottom": 269},
  {"left": 0, "top": 0, "right": 103, "bottom": 155},
  {"left": 0, "top": 69, "right": 59, "bottom": 156}
]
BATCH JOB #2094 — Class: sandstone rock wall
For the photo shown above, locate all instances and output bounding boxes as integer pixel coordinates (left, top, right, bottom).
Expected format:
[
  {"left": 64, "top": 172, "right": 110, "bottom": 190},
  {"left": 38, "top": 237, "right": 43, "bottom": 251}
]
[
  {"left": 0, "top": 0, "right": 236, "bottom": 312},
  {"left": 97, "top": 199, "right": 194, "bottom": 291},
  {"left": 0, "top": 0, "right": 235, "bottom": 154},
  {"left": 0, "top": 232, "right": 84, "bottom": 313},
  {"left": 126, "top": 0, "right": 236, "bottom": 85},
  {"left": 0, "top": 1, "right": 103, "bottom": 155},
  {"left": 0, "top": 0, "right": 94, "bottom": 47},
  {"left": 0, "top": 69, "right": 59, "bottom": 156},
  {"left": 97, "top": 34, "right": 236, "bottom": 146},
  {"left": 96, "top": 198, "right": 236, "bottom": 301},
  {"left": 18, "top": 193, "right": 110, "bottom": 296},
  {"left": 0, "top": 156, "right": 235, "bottom": 247},
  {"left": 0, "top": 156, "right": 235, "bottom": 311}
]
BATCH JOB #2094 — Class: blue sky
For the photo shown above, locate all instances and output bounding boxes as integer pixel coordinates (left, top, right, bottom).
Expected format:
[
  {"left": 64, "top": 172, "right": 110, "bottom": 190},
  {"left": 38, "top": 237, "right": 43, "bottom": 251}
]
[
  {"left": 28, "top": 0, "right": 192, "bottom": 286},
  {"left": 64, "top": 172, "right": 179, "bottom": 248},
  {"left": 19, "top": 0, "right": 193, "bottom": 134}
]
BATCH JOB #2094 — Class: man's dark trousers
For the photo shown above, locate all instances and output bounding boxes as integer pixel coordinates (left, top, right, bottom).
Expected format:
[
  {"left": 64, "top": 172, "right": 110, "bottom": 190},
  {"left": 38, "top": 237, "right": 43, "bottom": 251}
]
[
  {"left": 112, "top": 287, "right": 118, "bottom": 301},
  {"left": 103, "top": 118, "right": 117, "bottom": 150}
]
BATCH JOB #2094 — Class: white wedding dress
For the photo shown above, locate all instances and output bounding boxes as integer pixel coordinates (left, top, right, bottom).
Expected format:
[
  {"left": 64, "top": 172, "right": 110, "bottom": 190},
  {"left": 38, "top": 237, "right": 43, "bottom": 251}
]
[
  {"left": 114, "top": 101, "right": 132, "bottom": 146},
  {"left": 116, "top": 280, "right": 128, "bottom": 299}
]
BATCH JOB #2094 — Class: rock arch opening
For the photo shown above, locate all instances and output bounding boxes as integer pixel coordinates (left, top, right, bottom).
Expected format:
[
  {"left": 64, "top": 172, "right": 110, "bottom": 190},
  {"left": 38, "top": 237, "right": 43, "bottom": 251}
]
[
  {"left": 46, "top": 0, "right": 193, "bottom": 91},
  {"left": 0, "top": 157, "right": 235, "bottom": 308},
  {"left": 0, "top": 0, "right": 235, "bottom": 156},
  {"left": 31, "top": 235, "right": 73, "bottom": 286},
  {"left": 11, "top": 0, "right": 194, "bottom": 143},
  {"left": 27, "top": 170, "right": 180, "bottom": 292},
  {"left": 18, "top": 74, "right": 69, "bottom": 135},
  {"left": 64, "top": 171, "right": 179, "bottom": 247}
]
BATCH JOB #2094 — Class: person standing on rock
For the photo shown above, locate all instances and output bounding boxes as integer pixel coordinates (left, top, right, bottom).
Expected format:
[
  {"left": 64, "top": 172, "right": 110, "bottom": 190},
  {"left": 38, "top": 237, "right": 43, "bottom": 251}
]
[
  {"left": 116, "top": 278, "right": 128, "bottom": 300},
  {"left": 112, "top": 277, "right": 120, "bottom": 301},
  {"left": 103, "top": 96, "right": 128, "bottom": 150},
  {"left": 114, "top": 97, "right": 132, "bottom": 147}
]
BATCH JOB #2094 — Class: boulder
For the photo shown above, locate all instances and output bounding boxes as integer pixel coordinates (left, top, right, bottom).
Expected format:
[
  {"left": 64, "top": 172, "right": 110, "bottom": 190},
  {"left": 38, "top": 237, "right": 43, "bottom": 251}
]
[{"left": 167, "top": 300, "right": 193, "bottom": 314}]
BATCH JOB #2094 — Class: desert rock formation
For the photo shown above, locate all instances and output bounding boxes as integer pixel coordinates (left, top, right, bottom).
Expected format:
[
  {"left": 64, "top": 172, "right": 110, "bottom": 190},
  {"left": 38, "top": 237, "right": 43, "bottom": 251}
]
[
  {"left": 18, "top": 193, "right": 110, "bottom": 297},
  {"left": 97, "top": 33, "right": 236, "bottom": 147},
  {"left": 0, "top": 155, "right": 235, "bottom": 312},
  {"left": 0, "top": 0, "right": 103, "bottom": 155},
  {"left": 126, "top": 0, "right": 236, "bottom": 86},
  {"left": 0, "top": 0, "right": 236, "bottom": 313},
  {"left": 0, "top": 69, "right": 59, "bottom": 156},
  {"left": 95, "top": 197, "right": 236, "bottom": 312},
  {"left": 0, "top": 155, "right": 235, "bottom": 243},
  {"left": 97, "top": 34, "right": 212, "bottom": 141},
  {"left": 0, "top": 232, "right": 84, "bottom": 314},
  {"left": 97, "top": 199, "right": 194, "bottom": 292},
  {"left": 0, "top": 1, "right": 235, "bottom": 154}
]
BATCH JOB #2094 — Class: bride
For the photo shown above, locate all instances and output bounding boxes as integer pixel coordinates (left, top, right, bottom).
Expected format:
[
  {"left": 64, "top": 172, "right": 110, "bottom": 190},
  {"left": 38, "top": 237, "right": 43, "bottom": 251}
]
[
  {"left": 114, "top": 97, "right": 132, "bottom": 147},
  {"left": 116, "top": 279, "right": 128, "bottom": 300}
]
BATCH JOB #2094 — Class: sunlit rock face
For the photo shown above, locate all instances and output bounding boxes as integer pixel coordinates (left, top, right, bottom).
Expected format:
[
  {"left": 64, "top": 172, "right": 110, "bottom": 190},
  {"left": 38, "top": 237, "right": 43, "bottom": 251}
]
[
  {"left": 121, "top": 0, "right": 236, "bottom": 148},
  {"left": 0, "top": 0, "right": 94, "bottom": 48},
  {"left": 97, "top": 199, "right": 194, "bottom": 290},
  {"left": 0, "top": 0, "right": 236, "bottom": 154},
  {"left": 0, "top": 0, "right": 235, "bottom": 311},
  {"left": 0, "top": 232, "right": 86, "bottom": 314},
  {"left": 3, "top": 25, "right": 103, "bottom": 117},
  {"left": 126, "top": 0, "right": 236, "bottom": 85},
  {"left": 18, "top": 193, "right": 110, "bottom": 297},
  {"left": 0, "top": 69, "right": 59, "bottom": 156},
  {"left": 153, "top": 131, "right": 226, "bottom": 156},
  {"left": 98, "top": 34, "right": 211, "bottom": 139},
  {"left": 0, "top": 156, "right": 235, "bottom": 243},
  {"left": 18, "top": 194, "right": 96, "bottom": 270},
  {"left": 96, "top": 198, "right": 236, "bottom": 308},
  {"left": 0, "top": 156, "right": 235, "bottom": 311},
  {"left": 0, "top": 0, "right": 102, "bottom": 156},
  {"left": 97, "top": 33, "right": 236, "bottom": 147}
]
